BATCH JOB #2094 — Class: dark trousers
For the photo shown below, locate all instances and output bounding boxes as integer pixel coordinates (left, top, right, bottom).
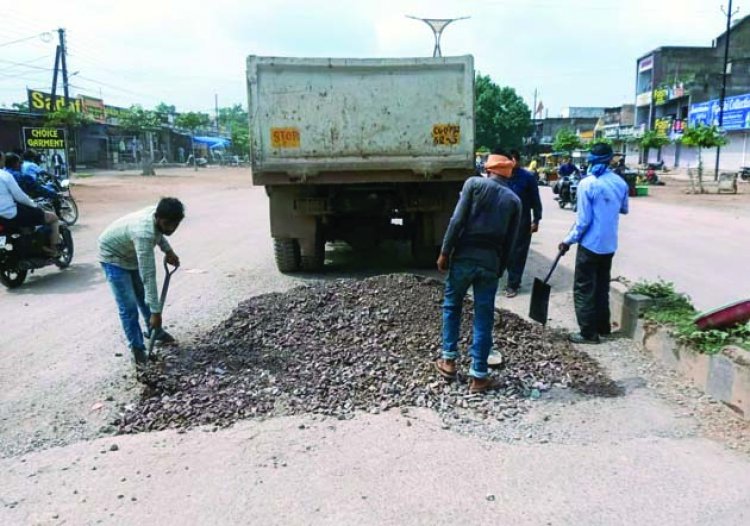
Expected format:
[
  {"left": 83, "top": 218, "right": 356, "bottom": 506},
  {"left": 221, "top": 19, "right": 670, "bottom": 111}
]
[
  {"left": 573, "top": 245, "right": 614, "bottom": 338},
  {"left": 506, "top": 224, "right": 531, "bottom": 290}
]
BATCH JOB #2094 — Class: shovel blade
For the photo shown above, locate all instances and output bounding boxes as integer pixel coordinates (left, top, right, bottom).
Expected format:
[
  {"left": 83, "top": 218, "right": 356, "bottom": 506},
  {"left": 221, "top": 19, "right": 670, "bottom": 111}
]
[{"left": 529, "top": 277, "right": 552, "bottom": 325}]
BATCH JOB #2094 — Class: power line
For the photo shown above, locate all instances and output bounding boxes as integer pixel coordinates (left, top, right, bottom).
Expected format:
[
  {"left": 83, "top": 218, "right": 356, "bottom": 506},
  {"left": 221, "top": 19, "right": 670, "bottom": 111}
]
[
  {"left": 0, "top": 32, "right": 52, "bottom": 48},
  {"left": 0, "top": 58, "right": 53, "bottom": 71}
]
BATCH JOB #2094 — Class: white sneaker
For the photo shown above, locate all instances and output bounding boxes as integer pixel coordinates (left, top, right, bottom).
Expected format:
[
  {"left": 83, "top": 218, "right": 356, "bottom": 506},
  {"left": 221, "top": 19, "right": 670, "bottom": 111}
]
[{"left": 488, "top": 349, "right": 504, "bottom": 369}]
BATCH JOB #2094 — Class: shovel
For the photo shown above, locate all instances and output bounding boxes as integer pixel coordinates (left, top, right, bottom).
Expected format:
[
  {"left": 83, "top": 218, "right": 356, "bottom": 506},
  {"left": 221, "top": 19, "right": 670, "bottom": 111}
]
[
  {"left": 529, "top": 250, "right": 563, "bottom": 325},
  {"left": 147, "top": 257, "right": 179, "bottom": 359}
]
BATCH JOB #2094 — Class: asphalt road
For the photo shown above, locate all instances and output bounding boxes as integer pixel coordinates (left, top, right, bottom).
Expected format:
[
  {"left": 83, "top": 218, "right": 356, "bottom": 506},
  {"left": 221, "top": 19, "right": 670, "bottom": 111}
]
[{"left": 1, "top": 168, "right": 749, "bottom": 525}]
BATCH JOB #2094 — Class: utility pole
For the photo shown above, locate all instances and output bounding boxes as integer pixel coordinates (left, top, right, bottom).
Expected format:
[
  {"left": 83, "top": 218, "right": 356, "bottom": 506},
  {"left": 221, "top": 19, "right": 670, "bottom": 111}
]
[
  {"left": 58, "top": 28, "right": 70, "bottom": 105},
  {"left": 715, "top": 0, "right": 738, "bottom": 179},
  {"left": 50, "top": 45, "right": 61, "bottom": 111}
]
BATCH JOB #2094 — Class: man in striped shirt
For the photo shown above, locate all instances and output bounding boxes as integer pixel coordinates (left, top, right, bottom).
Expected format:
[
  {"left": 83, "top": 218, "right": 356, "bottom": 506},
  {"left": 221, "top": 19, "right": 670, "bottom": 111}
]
[{"left": 98, "top": 198, "right": 184, "bottom": 366}]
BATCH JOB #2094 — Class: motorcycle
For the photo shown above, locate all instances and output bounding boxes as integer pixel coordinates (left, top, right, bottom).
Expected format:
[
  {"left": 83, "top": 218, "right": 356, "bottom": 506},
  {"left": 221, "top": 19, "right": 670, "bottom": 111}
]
[
  {"left": 739, "top": 166, "right": 750, "bottom": 182},
  {"left": 553, "top": 174, "right": 579, "bottom": 210},
  {"left": 37, "top": 171, "right": 79, "bottom": 226},
  {"left": 0, "top": 217, "right": 74, "bottom": 288}
]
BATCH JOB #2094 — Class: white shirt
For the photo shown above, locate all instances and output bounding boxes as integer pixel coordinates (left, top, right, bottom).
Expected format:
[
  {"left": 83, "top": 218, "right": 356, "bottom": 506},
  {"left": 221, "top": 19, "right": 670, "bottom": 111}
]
[{"left": 0, "top": 169, "right": 37, "bottom": 219}]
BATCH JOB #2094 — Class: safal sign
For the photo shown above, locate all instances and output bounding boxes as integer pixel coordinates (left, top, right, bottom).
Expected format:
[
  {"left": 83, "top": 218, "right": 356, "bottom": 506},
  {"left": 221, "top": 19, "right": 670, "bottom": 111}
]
[
  {"left": 28, "top": 89, "right": 82, "bottom": 113},
  {"left": 22, "top": 127, "right": 66, "bottom": 150}
]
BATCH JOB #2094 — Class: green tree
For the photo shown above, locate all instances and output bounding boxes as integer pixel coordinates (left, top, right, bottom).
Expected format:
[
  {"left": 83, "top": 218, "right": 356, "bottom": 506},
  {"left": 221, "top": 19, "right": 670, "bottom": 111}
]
[
  {"left": 118, "top": 105, "right": 162, "bottom": 175},
  {"left": 175, "top": 112, "right": 211, "bottom": 170},
  {"left": 635, "top": 130, "right": 671, "bottom": 164},
  {"left": 680, "top": 124, "right": 728, "bottom": 193},
  {"left": 475, "top": 74, "right": 531, "bottom": 150},
  {"left": 553, "top": 128, "right": 583, "bottom": 153},
  {"left": 12, "top": 101, "right": 29, "bottom": 112},
  {"left": 154, "top": 102, "right": 176, "bottom": 115},
  {"left": 218, "top": 104, "right": 250, "bottom": 156}
]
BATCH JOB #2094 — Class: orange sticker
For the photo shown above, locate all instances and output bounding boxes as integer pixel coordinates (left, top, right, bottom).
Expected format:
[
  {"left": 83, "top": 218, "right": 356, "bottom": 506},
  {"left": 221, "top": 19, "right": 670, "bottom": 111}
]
[
  {"left": 271, "top": 127, "right": 300, "bottom": 148},
  {"left": 432, "top": 124, "right": 460, "bottom": 146}
]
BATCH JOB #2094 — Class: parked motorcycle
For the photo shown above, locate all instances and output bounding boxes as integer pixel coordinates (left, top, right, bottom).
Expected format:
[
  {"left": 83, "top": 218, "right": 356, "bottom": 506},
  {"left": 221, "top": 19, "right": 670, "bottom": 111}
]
[
  {"left": 739, "top": 166, "right": 750, "bottom": 182},
  {"left": 0, "top": 218, "right": 74, "bottom": 288},
  {"left": 37, "top": 171, "right": 79, "bottom": 226}
]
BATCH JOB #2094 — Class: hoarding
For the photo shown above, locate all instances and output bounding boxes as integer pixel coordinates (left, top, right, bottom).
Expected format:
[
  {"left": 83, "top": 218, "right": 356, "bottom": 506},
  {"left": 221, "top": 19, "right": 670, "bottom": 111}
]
[
  {"left": 22, "top": 127, "right": 67, "bottom": 150},
  {"left": 689, "top": 93, "right": 750, "bottom": 131}
]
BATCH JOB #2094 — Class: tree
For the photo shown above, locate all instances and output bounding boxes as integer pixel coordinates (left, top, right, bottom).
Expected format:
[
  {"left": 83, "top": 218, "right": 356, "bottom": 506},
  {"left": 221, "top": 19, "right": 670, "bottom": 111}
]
[
  {"left": 218, "top": 104, "right": 250, "bottom": 156},
  {"left": 12, "top": 101, "right": 29, "bottom": 112},
  {"left": 680, "top": 124, "right": 728, "bottom": 194},
  {"left": 154, "top": 102, "right": 176, "bottom": 115},
  {"left": 635, "top": 130, "right": 671, "bottom": 164},
  {"left": 118, "top": 105, "right": 162, "bottom": 175},
  {"left": 475, "top": 74, "right": 531, "bottom": 150},
  {"left": 553, "top": 128, "right": 583, "bottom": 153},
  {"left": 175, "top": 112, "right": 211, "bottom": 170}
]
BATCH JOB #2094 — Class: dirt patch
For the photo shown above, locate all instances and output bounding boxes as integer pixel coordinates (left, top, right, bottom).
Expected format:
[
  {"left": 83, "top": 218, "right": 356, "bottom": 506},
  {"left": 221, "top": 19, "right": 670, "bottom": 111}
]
[{"left": 119, "top": 274, "right": 620, "bottom": 433}]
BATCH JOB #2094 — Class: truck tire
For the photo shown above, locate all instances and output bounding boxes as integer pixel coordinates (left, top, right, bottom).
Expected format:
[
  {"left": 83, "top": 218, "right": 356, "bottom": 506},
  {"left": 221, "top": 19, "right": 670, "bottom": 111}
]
[{"left": 274, "top": 238, "right": 300, "bottom": 273}]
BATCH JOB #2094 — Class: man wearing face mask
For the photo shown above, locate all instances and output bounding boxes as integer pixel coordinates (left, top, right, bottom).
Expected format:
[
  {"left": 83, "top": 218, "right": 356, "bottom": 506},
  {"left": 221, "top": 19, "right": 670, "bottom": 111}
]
[
  {"left": 434, "top": 153, "right": 521, "bottom": 393},
  {"left": 558, "top": 143, "right": 629, "bottom": 344},
  {"left": 98, "top": 198, "right": 184, "bottom": 366}
]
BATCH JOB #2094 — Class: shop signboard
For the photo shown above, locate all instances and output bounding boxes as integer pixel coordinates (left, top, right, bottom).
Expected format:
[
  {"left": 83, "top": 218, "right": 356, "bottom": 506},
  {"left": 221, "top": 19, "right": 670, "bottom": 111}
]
[
  {"left": 654, "top": 117, "right": 673, "bottom": 138},
  {"left": 653, "top": 88, "right": 669, "bottom": 106},
  {"left": 689, "top": 92, "right": 750, "bottom": 131},
  {"left": 636, "top": 91, "right": 652, "bottom": 107},
  {"left": 80, "top": 95, "right": 106, "bottom": 123},
  {"left": 22, "top": 127, "right": 67, "bottom": 150},
  {"left": 27, "top": 89, "right": 82, "bottom": 113},
  {"left": 638, "top": 55, "right": 654, "bottom": 72}
]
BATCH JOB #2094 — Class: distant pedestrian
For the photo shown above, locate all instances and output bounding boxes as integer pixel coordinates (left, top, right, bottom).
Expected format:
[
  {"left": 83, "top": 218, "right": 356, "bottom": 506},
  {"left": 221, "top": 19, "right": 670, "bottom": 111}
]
[
  {"left": 504, "top": 149, "right": 542, "bottom": 297},
  {"left": 558, "top": 143, "right": 629, "bottom": 344},
  {"left": 98, "top": 198, "right": 184, "bottom": 367},
  {"left": 434, "top": 153, "right": 521, "bottom": 393},
  {"left": 178, "top": 146, "right": 185, "bottom": 164}
]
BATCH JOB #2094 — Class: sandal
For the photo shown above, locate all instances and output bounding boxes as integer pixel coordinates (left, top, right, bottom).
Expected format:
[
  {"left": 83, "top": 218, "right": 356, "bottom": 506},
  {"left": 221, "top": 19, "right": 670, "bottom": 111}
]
[
  {"left": 505, "top": 288, "right": 518, "bottom": 298},
  {"left": 434, "top": 359, "right": 457, "bottom": 380}
]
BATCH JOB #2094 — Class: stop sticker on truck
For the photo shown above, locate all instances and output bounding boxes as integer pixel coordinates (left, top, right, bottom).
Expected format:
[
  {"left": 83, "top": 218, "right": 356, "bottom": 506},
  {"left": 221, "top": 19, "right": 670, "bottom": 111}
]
[
  {"left": 432, "top": 124, "right": 461, "bottom": 145},
  {"left": 270, "top": 127, "right": 301, "bottom": 148}
]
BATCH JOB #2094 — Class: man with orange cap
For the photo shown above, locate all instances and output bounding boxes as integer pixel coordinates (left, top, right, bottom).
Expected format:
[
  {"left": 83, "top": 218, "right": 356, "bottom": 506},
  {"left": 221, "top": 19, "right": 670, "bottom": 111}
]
[{"left": 434, "top": 153, "right": 521, "bottom": 393}]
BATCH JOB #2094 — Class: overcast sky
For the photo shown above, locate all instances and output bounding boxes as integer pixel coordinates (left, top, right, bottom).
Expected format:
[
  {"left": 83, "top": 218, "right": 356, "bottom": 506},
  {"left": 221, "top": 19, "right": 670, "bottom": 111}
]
[{"left": 0, "top": 0, "right": 732, "bottom": 116}]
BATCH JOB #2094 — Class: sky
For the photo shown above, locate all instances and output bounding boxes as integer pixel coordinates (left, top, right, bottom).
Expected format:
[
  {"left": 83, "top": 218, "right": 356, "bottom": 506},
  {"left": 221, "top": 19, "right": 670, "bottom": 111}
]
[{"left": 0, "top": 0, "right": 733, "bottom": 116}]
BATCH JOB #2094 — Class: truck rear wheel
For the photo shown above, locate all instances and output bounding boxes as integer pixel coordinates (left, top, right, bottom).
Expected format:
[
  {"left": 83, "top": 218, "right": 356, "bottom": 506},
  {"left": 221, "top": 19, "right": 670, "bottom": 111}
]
[{"left": 274, "top": 238, "right": 300, "bottom": 273}]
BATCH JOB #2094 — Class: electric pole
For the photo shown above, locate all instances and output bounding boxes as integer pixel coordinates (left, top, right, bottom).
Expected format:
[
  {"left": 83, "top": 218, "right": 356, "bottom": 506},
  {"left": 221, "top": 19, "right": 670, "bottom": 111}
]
[
  {"left": 50, "top": 45, "right": 61, "bottom": 111},
  {"left": 58, "top": 28, "right": 70, "bottom": 105},
  {"left": 715, "top": 0, "right": 739, "bottom": 179}
]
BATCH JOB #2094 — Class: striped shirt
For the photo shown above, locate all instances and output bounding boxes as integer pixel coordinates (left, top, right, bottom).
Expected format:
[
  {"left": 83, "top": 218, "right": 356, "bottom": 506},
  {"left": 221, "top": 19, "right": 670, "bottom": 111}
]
[{"left": 98, "top": 206, "right": 172, "bottom": 313}]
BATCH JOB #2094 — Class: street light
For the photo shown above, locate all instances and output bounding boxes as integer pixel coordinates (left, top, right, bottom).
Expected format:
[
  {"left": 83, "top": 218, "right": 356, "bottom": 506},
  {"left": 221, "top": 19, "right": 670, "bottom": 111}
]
[{"left": 406, "top": 15, "right": 469, "bottom": 57}]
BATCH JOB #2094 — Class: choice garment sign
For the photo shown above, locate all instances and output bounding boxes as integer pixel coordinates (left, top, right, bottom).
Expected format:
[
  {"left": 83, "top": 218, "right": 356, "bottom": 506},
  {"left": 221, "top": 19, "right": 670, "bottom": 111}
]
[
  {"left": 689, "top": 93, "right": 750, "bottom": 131},
  {"left": 22, "top": 127, "right": 67, "bottom": 150}
]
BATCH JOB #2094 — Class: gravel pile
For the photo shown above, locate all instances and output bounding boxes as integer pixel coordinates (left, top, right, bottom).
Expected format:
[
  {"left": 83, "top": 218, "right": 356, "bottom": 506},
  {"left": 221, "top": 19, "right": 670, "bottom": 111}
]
[{"left": 118, "top": 274, "right": 620, "bottom": 434}]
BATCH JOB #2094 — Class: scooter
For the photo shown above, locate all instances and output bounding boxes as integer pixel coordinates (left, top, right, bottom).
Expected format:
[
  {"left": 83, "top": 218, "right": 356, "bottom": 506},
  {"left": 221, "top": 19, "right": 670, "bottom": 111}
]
[{"left": 554, "top": 174, "right": 579, "bottom": 210}]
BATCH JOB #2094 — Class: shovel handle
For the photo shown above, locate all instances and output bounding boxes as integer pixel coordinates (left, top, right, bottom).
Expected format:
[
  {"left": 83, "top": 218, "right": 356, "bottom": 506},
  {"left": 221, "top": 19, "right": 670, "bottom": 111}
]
[{"left": 543, "top": 251, "right": 564, "bottom": 284}]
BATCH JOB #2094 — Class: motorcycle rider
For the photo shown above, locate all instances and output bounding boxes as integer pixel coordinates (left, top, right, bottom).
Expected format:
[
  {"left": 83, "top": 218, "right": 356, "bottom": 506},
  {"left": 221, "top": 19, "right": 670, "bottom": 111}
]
[
  {"left": 0, "top": 153, "right": 61, "bottom": 256},
  {"left": 16, "top": 150, "right": 56, "bottom": 200},
  {"left": 556, "top": 157, "right": 581, "bottom": 204}
]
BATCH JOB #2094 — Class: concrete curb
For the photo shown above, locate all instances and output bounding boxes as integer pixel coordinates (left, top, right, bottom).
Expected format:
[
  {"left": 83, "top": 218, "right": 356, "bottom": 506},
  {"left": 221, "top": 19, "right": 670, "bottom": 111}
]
[{"left": 610, "top": 282, "right": 750, "bottom": 420}]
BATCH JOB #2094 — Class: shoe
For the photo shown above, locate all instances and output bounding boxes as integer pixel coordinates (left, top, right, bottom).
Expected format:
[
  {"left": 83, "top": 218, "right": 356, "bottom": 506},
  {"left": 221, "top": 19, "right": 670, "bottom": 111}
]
[
  {"left": 487, "top": 350, "right": 505, "bottom": 369},
  {"left": 144, "top": 328, "right": 176, "bottom": 344},
  {"left": 568, "top": 333, "right": 600, "bottom": 345},
  {"left": 469, "top": 376, "right": 503, "bottom": 394},
  {"left": 505, "top": 288, "right": 518, "bottom": 298}
]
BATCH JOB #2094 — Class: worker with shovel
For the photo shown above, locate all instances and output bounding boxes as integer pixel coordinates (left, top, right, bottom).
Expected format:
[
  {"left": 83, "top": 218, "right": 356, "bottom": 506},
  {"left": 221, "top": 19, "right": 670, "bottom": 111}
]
[
  {"left": 435, "top": 153, "right": 521, "bottom": 393},
  {"left": 99, "top": 198, "right": 184, "bottom": 367},
  {"left": 558, "top": 143, "right": 629, "bottom": 344}
]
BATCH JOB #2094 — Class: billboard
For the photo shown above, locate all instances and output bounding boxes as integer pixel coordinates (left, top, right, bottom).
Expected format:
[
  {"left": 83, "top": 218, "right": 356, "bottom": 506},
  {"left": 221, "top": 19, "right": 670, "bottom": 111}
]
[
  {"left": 80, "top": 95, "right": 106, "bottom": 123},
  {"left": 28, "top": 89, "right": 82, "bottom": 113},
  {"left": 22, "top": 127, "right": 67, "bottom": 150},
  {"left": 689, "top": 93, "right": 750, "bottom": 131}
]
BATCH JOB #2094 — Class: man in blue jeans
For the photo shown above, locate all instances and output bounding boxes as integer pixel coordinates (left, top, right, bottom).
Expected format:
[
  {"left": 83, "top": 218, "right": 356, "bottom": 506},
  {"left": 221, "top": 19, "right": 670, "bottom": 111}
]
[
  {"left": 98, "top": 198, "right": 183, "bottom": 366},
  {"left": 435, "top": 153, "right": 521, "bottom": 393}
]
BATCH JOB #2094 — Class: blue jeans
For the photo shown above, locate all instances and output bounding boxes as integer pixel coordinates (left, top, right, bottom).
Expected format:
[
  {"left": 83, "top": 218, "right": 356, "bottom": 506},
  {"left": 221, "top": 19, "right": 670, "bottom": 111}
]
[
  {"left": 442, "top": 259, "right": 499, "bottom": 379},
  {"left": 101, "top": 262, "right": 151, "bottom": 351}
]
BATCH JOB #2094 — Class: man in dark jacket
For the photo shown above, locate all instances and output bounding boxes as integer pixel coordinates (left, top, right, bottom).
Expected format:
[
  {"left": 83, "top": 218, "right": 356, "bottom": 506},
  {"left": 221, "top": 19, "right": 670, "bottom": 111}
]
[
  {"left": 505, "top": 149, "right": 543, "bottom": 297},
  {"left": 434, "top": 153, "right": 521, "bottom": 393}
]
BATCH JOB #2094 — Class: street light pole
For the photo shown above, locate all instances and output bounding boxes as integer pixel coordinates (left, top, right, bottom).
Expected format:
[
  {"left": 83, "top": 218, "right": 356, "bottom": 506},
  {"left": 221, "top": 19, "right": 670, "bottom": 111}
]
[
  {"left": 406, "top": 16, "right": 469, "bottom": 57},
  {"left": 715, "top": 0, "right": 736, "bottom": 180}
]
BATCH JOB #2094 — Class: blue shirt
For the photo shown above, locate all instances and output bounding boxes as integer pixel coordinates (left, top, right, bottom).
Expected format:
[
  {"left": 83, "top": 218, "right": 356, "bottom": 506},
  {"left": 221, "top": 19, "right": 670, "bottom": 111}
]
[
  {"left": 506, "top": 168, "right": 542, "bottom": 226},
  {"left": 21, "top": 161, "right": 42, "bottom": 180},
  {"left": 558, "top": 162, "right": 580, "bottom": 178},
  {"left": 564, "top": 168, "right": 629, "bottom": 255}
]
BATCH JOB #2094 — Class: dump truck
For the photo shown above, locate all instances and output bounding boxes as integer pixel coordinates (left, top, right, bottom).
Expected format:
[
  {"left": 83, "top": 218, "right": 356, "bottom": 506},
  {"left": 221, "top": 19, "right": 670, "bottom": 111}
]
[{"left": 247, "top": 55, "right": 475, "bottom": 272}]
